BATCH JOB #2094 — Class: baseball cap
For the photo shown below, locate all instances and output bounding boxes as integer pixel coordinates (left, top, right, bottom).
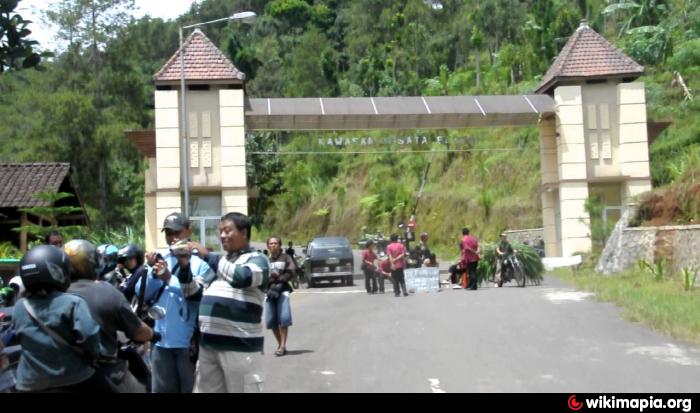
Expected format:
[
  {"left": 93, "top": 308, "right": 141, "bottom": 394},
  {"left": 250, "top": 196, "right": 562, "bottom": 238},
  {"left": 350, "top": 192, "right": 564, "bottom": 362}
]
[{"left": 162, "top": 212, "right": 189, "bottom": 232}]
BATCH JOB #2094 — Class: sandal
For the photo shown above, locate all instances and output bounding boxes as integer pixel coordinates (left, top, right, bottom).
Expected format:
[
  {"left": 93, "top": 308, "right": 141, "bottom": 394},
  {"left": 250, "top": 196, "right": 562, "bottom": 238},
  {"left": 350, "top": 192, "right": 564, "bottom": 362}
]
[{"left": 275, "top": 348, "right": 287, "bottom": 356}]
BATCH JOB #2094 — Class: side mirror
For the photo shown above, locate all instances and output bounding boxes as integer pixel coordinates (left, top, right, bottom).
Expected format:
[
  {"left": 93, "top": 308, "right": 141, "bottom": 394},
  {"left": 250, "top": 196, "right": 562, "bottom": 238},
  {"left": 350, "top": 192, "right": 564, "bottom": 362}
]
[{"left": 302, "top": 248, "right": 307, "bottom": 255}]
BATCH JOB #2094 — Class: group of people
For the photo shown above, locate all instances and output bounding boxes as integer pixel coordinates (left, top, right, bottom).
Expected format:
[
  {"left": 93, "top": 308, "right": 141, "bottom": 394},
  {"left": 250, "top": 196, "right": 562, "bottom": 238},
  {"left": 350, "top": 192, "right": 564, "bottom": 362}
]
[
  {"left": 447, "top": 229, "right": 516, "bottom": 289},
  {"left": 361, "top": 232, "right": 436, "bottom": 296},
  {"left": 2, "top": 211, "right": 300, "bottom": 393}
]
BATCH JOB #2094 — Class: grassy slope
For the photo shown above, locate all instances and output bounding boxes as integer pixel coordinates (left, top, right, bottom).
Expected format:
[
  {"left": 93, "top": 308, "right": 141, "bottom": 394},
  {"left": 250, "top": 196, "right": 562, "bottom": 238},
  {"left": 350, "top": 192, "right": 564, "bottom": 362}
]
[{"left": 553, "top": 269, "right": 700, "bottom": 346}]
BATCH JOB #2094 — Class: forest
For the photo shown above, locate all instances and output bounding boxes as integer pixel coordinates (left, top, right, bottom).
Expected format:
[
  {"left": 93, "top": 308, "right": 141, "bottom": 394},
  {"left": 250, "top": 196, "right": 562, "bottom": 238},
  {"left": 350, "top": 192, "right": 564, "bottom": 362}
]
[{"left": 1, "top": 0, "right": 699, "bottom": 253}]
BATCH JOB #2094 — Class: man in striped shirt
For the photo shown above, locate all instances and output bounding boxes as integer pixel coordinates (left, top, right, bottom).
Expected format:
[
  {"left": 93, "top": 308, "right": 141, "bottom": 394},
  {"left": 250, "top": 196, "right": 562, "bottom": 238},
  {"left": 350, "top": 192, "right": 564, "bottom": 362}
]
[{"left": 190, "top": 212, "right": 270, "bottom": 393}]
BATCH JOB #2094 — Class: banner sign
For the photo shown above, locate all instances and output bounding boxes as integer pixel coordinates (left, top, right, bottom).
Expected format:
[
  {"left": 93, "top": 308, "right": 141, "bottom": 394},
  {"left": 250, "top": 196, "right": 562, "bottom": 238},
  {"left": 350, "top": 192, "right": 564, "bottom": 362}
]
[
  {"left": 317, "top": 135, "right": 476, "bottom": 147},
  {"left": 405, "top": 267, "right": 440, "bottom": 293}
]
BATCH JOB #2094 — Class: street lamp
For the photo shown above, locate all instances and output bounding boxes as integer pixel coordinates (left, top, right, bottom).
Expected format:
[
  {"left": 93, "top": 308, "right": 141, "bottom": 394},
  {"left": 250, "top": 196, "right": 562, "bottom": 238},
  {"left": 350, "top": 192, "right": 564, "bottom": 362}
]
[{"left": 179, "top": 11, "right": 256, "bottom": 217}]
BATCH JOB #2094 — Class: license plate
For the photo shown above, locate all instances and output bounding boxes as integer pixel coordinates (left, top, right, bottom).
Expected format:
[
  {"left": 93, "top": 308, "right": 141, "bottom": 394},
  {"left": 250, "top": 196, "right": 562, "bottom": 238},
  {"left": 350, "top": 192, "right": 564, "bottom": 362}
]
[{"left": 326, "top": 258, "right": 339, "bottom": 264}]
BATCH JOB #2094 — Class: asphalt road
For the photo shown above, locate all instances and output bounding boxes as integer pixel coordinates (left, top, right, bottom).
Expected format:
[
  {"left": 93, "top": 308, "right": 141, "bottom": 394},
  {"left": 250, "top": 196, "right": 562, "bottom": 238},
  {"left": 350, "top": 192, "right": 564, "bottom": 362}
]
[{"left": 260, "top": 275, "right": 700, "bottom": 393}]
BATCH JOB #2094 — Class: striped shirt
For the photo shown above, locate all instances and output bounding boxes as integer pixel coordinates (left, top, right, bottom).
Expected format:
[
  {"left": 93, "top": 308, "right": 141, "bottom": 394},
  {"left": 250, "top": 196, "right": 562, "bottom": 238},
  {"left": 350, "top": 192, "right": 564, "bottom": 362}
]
[{"left": 199, "top": 248, "right": 270, "bottom": 352}]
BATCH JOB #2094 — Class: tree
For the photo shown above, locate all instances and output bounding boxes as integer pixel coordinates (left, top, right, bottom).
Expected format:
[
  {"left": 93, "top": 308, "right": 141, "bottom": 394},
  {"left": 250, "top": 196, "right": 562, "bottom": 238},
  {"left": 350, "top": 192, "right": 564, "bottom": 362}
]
[{"left": 0, "top": 0, "right": 48, "bottom": 72}]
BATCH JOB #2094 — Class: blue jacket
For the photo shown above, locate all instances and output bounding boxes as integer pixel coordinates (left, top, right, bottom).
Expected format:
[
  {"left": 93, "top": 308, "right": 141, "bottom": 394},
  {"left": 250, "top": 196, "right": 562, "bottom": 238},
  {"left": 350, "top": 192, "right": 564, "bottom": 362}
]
[
  {"left": 11, "top": 292, "right": 100, "bottom": 391},
  {"left": 136, "top": 252, "right": 213, "bottom": 349}
]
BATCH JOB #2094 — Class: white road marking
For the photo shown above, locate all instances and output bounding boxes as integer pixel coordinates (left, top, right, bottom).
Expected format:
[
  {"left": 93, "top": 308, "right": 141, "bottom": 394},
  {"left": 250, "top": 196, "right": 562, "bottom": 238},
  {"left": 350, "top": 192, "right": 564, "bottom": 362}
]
[
  {"left": 543, "top": 289, "right": 594, "bottom": 303},
  {"left": 295, "top": 290, "right": 367, "bottom": 294},
  {"left": 320, "top": 371, "right": 336, "bottom": 375},
  {"left": 627, "top": 344, "right": 700, "bottom": 366},
  {"left": 428, "top": 378, "right": 446, "bottom": 393}
]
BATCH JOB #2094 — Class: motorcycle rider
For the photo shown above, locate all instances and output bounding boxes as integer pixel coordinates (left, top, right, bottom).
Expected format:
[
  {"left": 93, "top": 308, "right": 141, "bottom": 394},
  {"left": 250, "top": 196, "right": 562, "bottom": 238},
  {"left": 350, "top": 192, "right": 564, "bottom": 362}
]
[
  {"left": 494, "top": 232, "right": 514, "bottom": 288},
  {"left": 64, "top": 240, "right": 156, "bottom": 392},
  {"left": 97, "top": 244, "right": 119, "bottom": 280},
  {"left": 113, "top": 244, "right": 147, "bottom": 302},
  {"left": 11, "top": 245, "right": 102, "bottom": 392}
]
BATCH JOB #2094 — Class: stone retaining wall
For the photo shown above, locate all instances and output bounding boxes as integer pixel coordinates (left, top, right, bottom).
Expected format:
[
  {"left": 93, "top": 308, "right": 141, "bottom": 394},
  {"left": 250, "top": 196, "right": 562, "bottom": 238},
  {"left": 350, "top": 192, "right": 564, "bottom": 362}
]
[{"left": 597, "top": 223, "right": 700, "bottom": 278}]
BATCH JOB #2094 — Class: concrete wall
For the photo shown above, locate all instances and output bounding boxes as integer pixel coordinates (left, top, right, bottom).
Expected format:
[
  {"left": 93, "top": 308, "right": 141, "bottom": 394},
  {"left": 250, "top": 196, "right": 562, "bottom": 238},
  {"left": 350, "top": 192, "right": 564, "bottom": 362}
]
[
  {"left": 554, "top": 85, "right": 592, "bottom": 256},
  {"left": 539, "top": 117, "right": 559, "bottom": 256},
  {"left": 219, "top": 89, "right": 248, "bottom": 215},
  {"left": 187, "top": 89, "right": 223, "bottom": 189},
  {"left": 617, "top": 82, "right": 652, "bottom": 203},
  {"left": 582, "top": 83, "right": 620, "bottom": 177}
]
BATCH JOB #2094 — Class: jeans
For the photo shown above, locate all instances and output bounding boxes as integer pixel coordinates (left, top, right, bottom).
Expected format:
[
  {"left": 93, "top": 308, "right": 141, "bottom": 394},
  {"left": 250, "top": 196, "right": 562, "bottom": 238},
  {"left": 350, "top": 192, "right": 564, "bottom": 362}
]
[
  {"left": 265, "top": 292, "right": 293, "bottom": 329},
  {"left": 151, "top": 346, "right": 194, "bottom": 393},
  {"left": 363, "top": 268, "right": 378, "bottom": 293}
]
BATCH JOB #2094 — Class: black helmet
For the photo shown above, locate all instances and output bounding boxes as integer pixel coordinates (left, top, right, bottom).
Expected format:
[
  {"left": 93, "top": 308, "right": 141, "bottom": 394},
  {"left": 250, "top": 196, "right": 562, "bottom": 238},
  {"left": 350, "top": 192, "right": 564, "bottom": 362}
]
[
  {"left": 118, "top": 244, "right": 144, "bottom": 268},
  {"left": 20, "top": 245, "right": 72, "bottom": 292},
  {"left": 64, "top": 240, "right": 99, "bottom": 280}
]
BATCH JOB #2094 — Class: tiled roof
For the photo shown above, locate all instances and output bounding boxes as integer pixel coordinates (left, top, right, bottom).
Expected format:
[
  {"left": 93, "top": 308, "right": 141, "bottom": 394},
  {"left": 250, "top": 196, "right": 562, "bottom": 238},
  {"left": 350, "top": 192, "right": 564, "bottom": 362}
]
[
  {"left": 0, "top": 163, "right": 71, "bottom": 207},
  {"left": 154, "top": 28, "right": 245, "bottom": 83},
  {"left": 535, "top": 22, "right": 644, "bottom": 94}
]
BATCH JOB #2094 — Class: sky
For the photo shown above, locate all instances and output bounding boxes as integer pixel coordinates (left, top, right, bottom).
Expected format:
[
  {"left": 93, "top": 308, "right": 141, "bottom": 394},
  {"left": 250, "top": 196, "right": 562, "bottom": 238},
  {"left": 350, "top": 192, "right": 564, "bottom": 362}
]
[{"left": 17, "top": 0, "right": 199, "bottom": 50}]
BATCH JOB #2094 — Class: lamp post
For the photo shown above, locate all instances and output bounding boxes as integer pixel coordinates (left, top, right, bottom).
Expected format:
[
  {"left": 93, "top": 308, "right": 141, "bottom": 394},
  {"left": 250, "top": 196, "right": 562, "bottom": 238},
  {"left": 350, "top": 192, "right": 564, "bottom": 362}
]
[{"left": 179, "top": 11, "right": 256, "bottom": 217}]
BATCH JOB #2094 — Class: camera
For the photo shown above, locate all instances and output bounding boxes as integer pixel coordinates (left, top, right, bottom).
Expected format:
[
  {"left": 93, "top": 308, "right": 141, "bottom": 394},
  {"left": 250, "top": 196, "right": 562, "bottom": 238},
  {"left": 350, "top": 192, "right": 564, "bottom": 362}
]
[
  {"left": 154, "top": 253, "right": 166, "bottom": 277},
  {"left": 266, "top": 282, "right": 284, "bottom": 301}
]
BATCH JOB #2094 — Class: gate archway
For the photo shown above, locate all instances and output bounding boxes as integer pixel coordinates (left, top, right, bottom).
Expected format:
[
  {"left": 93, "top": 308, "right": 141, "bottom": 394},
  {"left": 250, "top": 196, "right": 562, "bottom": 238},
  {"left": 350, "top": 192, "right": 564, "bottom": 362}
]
[{"left": 134, "top": 22, "right": 655, "bottom": 258}]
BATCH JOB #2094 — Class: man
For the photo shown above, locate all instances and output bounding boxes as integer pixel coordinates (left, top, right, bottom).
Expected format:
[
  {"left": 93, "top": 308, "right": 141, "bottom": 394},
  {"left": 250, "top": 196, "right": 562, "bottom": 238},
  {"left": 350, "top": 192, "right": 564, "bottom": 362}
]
[
  {"left": 494, "top": 232, "right": 514, "bottom": 288},
  {"left": 285, "top": 241, "right": 296, "bottom": 258},
  {"left": 461, "top": 228, "right": 480, "bottom": 291},
  {"left": 64, "top": 240, "right": 155, "bottom": 393},
  {"left": 377, "top": 252, "right": 392, "bottom": 293},
  {"left": 44, "top": 230, "right": 63, "bottom": 248},
  {"left": 138, "top": 212, "right": 213, "bottom": 393},
  {"left": 386, "top": 234, "right": 408, "bottom": 297},
  {"left": 115, "top": 244, "right": 147, "bottom": 302},
  {"left": 265, "top": 236, "right": 296, "bottom": 356},
  {"left": 12, "top": 245, "right": 102, "bottom": 393},
  {"left": 97, "top": 244, "right": 119, "bottom": 280},
  {"left": 418, "top": 233, "right": 431, "bottom": 262},
  {"left": 190, "top": 212, "right": 269, "bottom": 393},
  {"left": 362, "top": 240, "right": 378, "bottom": 294}
]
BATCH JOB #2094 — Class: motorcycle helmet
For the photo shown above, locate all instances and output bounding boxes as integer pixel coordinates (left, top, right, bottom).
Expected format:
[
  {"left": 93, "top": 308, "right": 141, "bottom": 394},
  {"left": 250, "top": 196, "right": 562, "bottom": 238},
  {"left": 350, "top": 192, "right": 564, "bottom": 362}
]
[
  {"left": 20, "top": 245, "right": 72, "bottom": 292},
  {"left": 117, "top": 244, "right": 145, "bottom": 269},
  {"left": 8, "top": 275, "right": 25, "bottom": 296},
  {"left": 97, "top": 244, "right": 118, "bottom": 274},
  {"left": 64, "top": 240, "right": 99, "bottom": 280}
]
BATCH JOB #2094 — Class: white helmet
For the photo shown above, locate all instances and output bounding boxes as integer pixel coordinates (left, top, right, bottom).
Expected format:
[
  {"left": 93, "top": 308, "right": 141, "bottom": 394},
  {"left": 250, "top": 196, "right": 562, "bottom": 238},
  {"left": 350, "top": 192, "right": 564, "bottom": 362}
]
[{"left": 9, "top": 275, "right": 25, "bottom": 296}]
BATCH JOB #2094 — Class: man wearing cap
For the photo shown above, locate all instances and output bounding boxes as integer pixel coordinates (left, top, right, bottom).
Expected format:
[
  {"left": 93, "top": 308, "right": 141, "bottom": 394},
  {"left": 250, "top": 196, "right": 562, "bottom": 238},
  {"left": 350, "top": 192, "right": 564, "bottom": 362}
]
[
  {"left": 494, "top": 232, "right": 514, "bottom": 288},
  {"left": 137, "top": 212, "right": 214, "bottom": 393}
]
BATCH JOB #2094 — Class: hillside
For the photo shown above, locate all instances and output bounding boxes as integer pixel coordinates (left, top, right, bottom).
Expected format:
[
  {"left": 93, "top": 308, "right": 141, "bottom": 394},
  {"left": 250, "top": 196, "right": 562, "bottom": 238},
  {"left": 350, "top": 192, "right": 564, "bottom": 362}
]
[{"left": 0, "top": 0, "right": 698, "bottom": 250}]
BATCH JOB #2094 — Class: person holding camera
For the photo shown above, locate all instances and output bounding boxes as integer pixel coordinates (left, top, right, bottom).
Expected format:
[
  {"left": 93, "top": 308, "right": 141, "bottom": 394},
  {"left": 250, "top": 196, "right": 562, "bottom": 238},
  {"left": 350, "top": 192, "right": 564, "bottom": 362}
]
[
  {"left": 265, "top": 236, "right": 296, "bottom": 357},
  {"left": 188, "top": 212, "right": 269, "bottom": 393},
  {"left": 138, "top": 212, "right": 213, "bottom": 393}
]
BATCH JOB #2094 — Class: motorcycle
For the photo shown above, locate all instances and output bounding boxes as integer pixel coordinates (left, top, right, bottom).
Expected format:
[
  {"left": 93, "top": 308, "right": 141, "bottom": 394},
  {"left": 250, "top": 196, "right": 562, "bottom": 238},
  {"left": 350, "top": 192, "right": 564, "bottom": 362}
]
[
  {"left": 290, "top": 255, "right": 307, "bottom": 289},
  {"left": 498, "top": 255, "right": 527, "bottom": 288}
]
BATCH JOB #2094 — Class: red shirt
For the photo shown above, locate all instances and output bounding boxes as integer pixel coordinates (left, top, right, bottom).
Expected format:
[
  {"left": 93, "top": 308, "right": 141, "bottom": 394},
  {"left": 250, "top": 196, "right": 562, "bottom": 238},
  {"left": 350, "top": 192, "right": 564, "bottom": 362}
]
[
  {"left": 461, "top": 235, "right": 479, "bottom": 263},
  {"left": 380, "top": 259, "right": 392, "bottom": 274},
  {"left": 362, "top": 249, "right": 377, "bottom": 271},
  {"left": 386, "top": 242, "right": 406, "bottom": 269}
]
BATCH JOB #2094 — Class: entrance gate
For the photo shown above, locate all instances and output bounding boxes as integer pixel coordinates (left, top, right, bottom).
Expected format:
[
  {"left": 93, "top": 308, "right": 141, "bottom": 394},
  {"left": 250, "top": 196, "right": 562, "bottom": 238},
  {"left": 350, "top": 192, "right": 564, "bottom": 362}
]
[{"left": 135, "top": 22, "right": 654, "bottom": 257}]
